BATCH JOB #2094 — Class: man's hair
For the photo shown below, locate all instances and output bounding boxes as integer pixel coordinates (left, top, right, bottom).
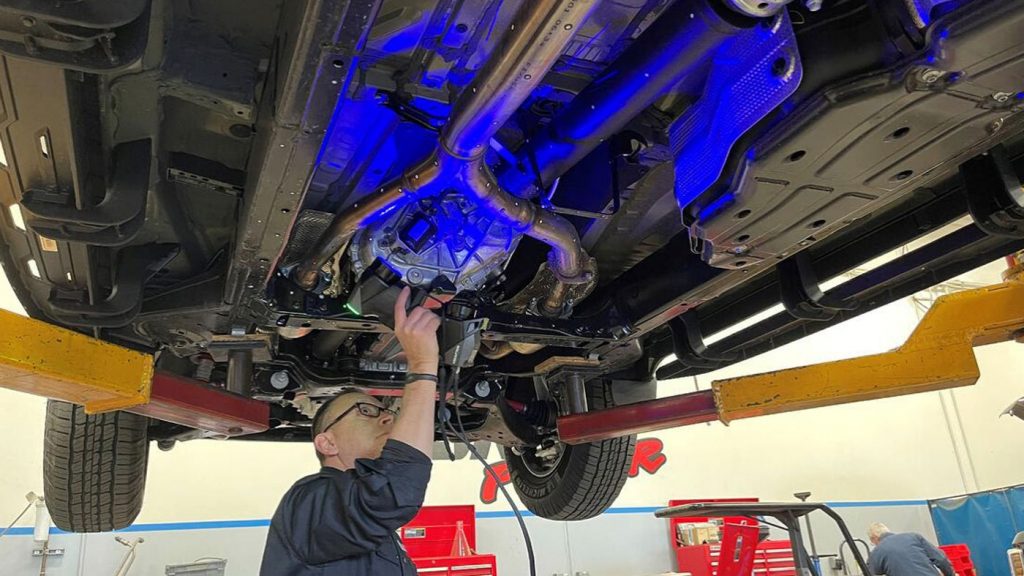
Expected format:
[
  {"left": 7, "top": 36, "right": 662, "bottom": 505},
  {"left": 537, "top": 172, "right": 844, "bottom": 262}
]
[
  {"left": 868, "top": 523, "right": 892, "bottom": 539},
  {"left": 311, "top": 388, "right": 363, "bottom": 463}
]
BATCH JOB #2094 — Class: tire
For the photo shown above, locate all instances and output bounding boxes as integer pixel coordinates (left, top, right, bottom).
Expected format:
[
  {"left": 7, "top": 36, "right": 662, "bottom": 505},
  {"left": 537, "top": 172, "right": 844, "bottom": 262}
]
[
  {"left": 43, "top": 400, "right": 149, "bottom": 532},
  {"left": 504, "top": 383, "right": 636, "bottom": 520}
]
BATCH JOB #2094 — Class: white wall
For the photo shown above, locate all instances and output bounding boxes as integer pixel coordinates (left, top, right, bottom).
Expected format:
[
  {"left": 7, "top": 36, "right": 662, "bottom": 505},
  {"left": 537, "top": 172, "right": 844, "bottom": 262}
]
[{"left": 2, "top": 258, "right": 1024, "bottom": 574}]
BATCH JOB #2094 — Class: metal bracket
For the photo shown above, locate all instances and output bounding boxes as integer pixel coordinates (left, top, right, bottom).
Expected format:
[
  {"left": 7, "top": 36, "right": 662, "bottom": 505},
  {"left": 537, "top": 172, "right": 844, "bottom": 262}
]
[
  {"left": 47, "top": 243, "right": 179, "bottom": 327},
  {"left": 378, "top": 91, "right": 442, "bottom": 132},
  {"left": 32, "top": 548, "right": 64, "bottom": 557},
  {"left": 778, "top": 252, "right": 857, "bottom": 320},
  {"left": 24, "top": 139, "right": 152, "bottom": 246},
  {"left": 0, "top": 0, "right": 150, "bottom": 71},
  {"left": 661, "top": 311, "right": 736, "bottom": 377},
  {"left": 962, "top": 145, "right": 1024, "bottom": 237},
  {"left": 538, "top": 142, "right": 625, "bottom": 220}
]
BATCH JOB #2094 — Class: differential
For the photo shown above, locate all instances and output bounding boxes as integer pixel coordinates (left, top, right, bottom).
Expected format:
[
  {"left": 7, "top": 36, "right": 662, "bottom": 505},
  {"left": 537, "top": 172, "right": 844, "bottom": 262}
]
[{"left": 350, "top": 191, "right": 523, "bottom": 292}]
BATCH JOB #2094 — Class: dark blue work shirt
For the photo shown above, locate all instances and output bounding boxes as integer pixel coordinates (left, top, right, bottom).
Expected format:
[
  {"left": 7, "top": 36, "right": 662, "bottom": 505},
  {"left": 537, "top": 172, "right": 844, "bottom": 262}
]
[
  {"left": 259, "top": 439, "right": 432, "bottom": 575},
  {"left": 868, "top": 532, "right": 955, "bottom": 576}
]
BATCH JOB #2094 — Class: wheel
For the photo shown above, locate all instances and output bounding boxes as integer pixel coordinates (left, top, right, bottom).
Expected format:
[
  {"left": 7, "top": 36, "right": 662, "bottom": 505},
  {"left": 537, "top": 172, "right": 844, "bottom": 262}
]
[
  {"left": 43, "top": 400, "right": 150, "bottom": 532},
  {"left": 504, "top": 383, "right": 636, "bottom": 520}
]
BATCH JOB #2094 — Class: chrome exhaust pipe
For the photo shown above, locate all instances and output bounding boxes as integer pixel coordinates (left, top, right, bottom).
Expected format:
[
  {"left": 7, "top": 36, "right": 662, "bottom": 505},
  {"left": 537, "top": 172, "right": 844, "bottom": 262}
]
[{"left": 295, "top": 0, "right": 598, "bottom": 291}]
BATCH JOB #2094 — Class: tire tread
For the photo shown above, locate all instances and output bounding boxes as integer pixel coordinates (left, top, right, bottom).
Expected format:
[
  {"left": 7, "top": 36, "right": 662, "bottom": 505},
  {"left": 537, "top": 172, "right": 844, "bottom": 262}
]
[
  {"left": 43, "top": 400, "right": 148, "bottom": 532},
  {"left": 506, "top": 383, "right": 636, "bottom": 521}
]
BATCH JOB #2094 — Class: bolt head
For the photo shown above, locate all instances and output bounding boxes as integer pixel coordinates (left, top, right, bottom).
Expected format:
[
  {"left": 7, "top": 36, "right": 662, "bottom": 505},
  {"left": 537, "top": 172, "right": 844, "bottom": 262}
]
[
  {"left": 475, "top": 381, "right": 492, "bottom": 398},
  {"left": 270, "top": 371, "right": 290, "bottom": 390}
]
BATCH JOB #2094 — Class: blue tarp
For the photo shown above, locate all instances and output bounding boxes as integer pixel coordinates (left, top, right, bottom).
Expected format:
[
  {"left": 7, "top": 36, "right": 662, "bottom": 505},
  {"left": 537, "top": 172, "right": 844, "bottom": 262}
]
[{"left": 929, "top": 484, "right": 1024, "bottom": 576}]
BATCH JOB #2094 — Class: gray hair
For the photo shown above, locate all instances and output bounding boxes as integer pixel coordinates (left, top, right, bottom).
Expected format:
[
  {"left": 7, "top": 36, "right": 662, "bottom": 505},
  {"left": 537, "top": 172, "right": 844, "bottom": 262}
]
[{"left": 868, "top": 523, "right": 891, "bottom": 539}]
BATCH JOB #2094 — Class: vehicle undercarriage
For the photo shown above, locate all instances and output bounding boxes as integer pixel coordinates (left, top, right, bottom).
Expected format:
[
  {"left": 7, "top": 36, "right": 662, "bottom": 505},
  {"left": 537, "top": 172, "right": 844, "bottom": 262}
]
[{"left": 1, "top": 0, "right": 1023, "bottom": 527}]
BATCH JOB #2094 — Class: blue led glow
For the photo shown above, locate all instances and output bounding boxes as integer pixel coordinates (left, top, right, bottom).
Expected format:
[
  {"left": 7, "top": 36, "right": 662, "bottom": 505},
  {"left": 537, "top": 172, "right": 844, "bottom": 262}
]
[
  {"left": 698, "top": 192, "right": 735, "bottom": 221},
  {"left": 407, "top": 217, "right": 431, "bottom": 241},
  {"left": 917, "top": 0, "right": 935, "bottom": 26}
]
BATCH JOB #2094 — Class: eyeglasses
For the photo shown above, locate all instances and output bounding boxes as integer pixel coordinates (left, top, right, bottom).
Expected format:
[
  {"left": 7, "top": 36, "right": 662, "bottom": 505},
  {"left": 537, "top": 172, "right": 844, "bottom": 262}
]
[{"left": 321, "top": 402, "right": 397, "bottom": 433}]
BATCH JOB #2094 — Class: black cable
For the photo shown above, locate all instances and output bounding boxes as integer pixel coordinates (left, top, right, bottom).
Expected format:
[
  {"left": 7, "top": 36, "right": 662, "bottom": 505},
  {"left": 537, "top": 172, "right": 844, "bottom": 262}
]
[
  {"left": 445, "top": 416, "right": 536, "bottom": 576},
  {"left": 427, "top": 293, "right": 537, "bottom": 576},
  {"left": 432, "top": 293, "right": 455, "bottom": 461}
]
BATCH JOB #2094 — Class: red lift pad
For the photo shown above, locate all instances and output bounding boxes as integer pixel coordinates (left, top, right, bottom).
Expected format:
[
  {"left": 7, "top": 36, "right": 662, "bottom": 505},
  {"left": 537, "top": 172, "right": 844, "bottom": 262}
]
[
  {"left": 128, "top": 371, "right": 269, "bottom": 436},
  {"left": 557, "top": 389, "right": 719, "bottom": 445}
]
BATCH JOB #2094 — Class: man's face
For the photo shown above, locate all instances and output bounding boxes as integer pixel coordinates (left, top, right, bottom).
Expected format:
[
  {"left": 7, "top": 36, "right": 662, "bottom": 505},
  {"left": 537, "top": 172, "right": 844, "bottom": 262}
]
[{"left": 314, "top": 393, "right": 396, "bottom": 467}]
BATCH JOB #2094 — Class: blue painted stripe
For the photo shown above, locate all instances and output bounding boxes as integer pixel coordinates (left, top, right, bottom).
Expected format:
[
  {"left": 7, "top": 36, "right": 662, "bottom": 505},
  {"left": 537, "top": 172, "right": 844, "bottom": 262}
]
[
  {"left": 0, "top": 500, "right": 927, "bottom": 535},
  {"left": 114, "top": 519, "right": 272, "bottom": 532},
  {"left": 601, "top": 506, "right": 662, "bottom": 515},
  {"left": 476, "top": 510, "right": 532, "bottom": 519},
  {"left": 1, "top": 519, "right": 271, "bottom": 536}
]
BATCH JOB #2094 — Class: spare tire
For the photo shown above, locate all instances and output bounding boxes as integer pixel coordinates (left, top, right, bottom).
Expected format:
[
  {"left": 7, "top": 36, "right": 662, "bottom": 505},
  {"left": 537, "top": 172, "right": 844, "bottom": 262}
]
[
  {"left": 43, "top": 400, "right": 149, "bottom": 532},
  {"left": 504, "top": 382, "right": 636, "bottom": 520}
]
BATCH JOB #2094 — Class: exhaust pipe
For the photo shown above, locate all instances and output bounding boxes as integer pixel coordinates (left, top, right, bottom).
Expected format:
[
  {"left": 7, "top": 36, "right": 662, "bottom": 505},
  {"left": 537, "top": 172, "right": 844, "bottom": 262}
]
[
  {"left": 503, "top": 0, "right": 755, "bottom": 193},
  {"left": 294, "top": 0, "right": 599, "bottom": 290}
]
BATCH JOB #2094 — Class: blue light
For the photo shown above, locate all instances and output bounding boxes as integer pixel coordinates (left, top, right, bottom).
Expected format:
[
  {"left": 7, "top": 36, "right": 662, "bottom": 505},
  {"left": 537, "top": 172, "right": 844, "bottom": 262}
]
[
  {"left": 917, "top": 0, "right": 935, "bottom": 26},
  {"left": 670, "top": 12, "right": 802, "bottom": 219},
  {"left": 698, "top": 192, "right": 735, "bottom": 221},
  {"left": 407, "top": 218, "right": 431, "bottom": 241}
]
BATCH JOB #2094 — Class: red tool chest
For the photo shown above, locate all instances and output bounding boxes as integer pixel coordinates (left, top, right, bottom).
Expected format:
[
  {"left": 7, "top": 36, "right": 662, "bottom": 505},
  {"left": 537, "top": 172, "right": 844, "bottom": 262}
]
[
  {"left": 939, "top": 544, "right": 976, "bottom": 576},
  {"left": 667, "top": 498, "right": 797, "bottom": 576},
  {"left": 400, "top": 505, "right": 497, "bottom": 576}
]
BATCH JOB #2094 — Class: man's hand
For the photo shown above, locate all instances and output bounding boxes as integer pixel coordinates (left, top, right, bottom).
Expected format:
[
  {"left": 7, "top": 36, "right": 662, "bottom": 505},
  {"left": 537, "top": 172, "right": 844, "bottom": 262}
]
[
  {"left": 394, "top": 286, "right": 441, "bottom": 374},
  {"left": 391, "top": 286, "right": 442, "bottom": 457}
]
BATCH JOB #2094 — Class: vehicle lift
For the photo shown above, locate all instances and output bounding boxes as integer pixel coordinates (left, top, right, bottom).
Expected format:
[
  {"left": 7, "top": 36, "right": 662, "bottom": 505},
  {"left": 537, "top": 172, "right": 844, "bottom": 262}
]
[
  {"left": 557, "top": 252, "right": 1024, "bottom": 445},
  {"left": 0, "top": 310, "right": 269, "bottom": 436},
  {"left": 0, "top": 248, "right": 1022, "bottom": 441},
  {"left": 0, "top": 226, "right": 1020, "bottom": 576}
]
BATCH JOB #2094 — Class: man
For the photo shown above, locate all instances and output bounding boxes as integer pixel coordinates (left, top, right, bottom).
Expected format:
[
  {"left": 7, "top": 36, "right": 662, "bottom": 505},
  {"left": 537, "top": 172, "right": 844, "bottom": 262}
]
[
  {"left": 867, "top": 523, "right": 955, "bottom": 576},
  {"left": 260, "top": 287, "right": 441, "bottom": 575}
]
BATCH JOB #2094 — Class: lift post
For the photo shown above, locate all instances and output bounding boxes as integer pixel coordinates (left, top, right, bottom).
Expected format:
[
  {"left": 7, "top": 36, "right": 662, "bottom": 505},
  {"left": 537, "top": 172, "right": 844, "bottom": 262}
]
[{"left": 558, "top": 265, "right": 1024, "bottom": 444}]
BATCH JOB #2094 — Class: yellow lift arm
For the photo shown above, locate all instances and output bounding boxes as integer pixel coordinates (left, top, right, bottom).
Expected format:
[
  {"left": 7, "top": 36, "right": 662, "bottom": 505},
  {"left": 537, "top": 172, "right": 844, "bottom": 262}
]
[
  {"left": 558, "top": 255, "right": 1024, "bottom": 444},
  {"left": 0, "top": 309, "right": 268, "bottom": 435},
  {"left": 713, "top": 265, "right": 1024, "bottom": 423},
  {"left": 0, "top": 309, "right": 152, "bottom": 413}
]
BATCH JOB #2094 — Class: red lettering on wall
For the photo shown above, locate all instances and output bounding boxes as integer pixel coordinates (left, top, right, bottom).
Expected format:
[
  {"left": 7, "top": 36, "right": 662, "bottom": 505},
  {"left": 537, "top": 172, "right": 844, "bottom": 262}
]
[
  {"left": 479, "top": 461, "right": 511, "bottom": 505},
  {"left": 629, "top": 437, "right": 667, "bottom": 478}
]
